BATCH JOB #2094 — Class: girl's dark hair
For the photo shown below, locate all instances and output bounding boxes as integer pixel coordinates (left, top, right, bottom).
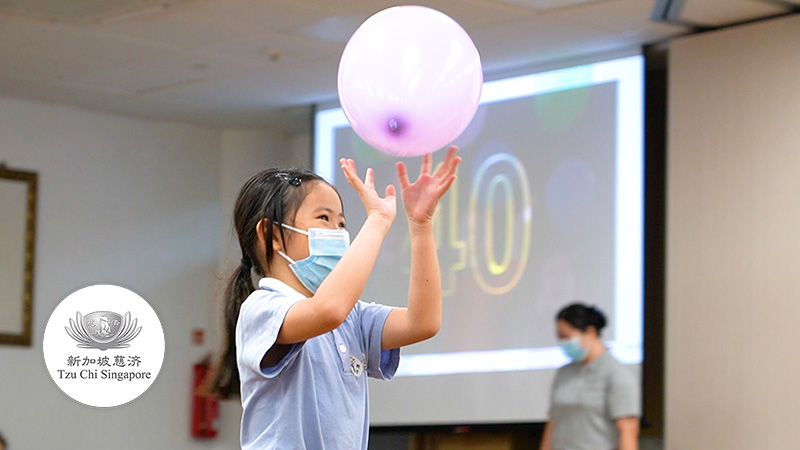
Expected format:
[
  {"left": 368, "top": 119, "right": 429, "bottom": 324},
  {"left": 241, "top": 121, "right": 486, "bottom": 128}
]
[
  {"left": 210, "top": 168, "right": 329, "bottom": 398},
  {"left": 556, "top": 303, "right": 607, "bottom": 336}
]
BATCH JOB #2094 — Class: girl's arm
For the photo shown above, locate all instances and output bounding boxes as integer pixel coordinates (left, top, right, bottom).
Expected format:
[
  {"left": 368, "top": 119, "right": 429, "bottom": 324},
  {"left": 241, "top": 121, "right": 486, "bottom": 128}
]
[
  {"left": 381, "top": 147, "right": 460, "bottom": 350},
  {"left": 539, "top": 421, "right": 554, "bottom": 450},
  {"left": 616, "top": 416, "right": 640, "bottom": 450},
  {"left": 276, "top": 162, "right": 396, "bottom": 345}
]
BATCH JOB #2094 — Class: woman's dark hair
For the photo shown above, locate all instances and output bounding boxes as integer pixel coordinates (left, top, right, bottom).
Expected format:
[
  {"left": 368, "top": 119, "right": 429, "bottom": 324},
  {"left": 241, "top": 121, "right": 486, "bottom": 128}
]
[
  {"left": 210, "top": 168, "right": 331, "bottom": 398},
  {"left": 556, "top": 303, "right": 607, "bottom": 336}
]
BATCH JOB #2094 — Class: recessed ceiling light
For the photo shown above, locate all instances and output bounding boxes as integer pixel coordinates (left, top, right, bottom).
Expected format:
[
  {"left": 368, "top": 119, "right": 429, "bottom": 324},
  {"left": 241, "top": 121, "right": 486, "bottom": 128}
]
[{"left": 293, "top": 14, "right": 369, "bottom": 43}]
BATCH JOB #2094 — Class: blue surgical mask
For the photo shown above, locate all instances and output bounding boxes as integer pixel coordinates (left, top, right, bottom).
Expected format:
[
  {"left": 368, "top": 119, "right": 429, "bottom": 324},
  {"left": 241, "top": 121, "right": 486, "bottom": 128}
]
[
  {"left": 277, "top": 223, "right": 350, "bottom": 293},
  {"left": 558, "top": 337, "right": 588, "bottom": 362}
]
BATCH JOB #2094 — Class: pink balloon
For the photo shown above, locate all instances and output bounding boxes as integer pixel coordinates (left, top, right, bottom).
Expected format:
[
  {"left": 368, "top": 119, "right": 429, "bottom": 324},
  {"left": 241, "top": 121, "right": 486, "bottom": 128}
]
[{"left": 337, "top": 6, "right": 483, "bottom": 157}]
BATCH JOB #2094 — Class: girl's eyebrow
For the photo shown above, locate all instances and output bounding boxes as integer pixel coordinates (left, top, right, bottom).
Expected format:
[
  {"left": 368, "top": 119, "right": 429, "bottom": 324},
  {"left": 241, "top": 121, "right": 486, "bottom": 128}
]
[{"left": 313, "top": 206, "right": 345, "bottom": 218}]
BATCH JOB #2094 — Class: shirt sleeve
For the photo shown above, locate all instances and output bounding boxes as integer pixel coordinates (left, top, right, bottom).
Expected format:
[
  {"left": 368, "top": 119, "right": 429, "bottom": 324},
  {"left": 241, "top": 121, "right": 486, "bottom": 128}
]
[
  {"left": 237, "top": 290, "right": 305, "bottom": 379},
  {"left": 547, "top": 371, "right": 556, "bottom": 419},
  {"left": 607, "top": 363, "right": 641, "bottom": 419},
  {"left": 356, "top": 301, "right": 400, "bottom": 380},
  {"left": 548, "top": 365, "right": 568, "bottom": 419}
]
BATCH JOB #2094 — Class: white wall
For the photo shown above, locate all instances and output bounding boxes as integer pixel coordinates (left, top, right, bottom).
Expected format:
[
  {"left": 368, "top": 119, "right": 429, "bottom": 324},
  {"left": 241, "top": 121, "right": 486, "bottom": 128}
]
[
  {"left": 0, "top": 95, "right": 310, "bottom": 449},
  {"left": 666, "top": 14, "right": 800, "bottom": 450}
]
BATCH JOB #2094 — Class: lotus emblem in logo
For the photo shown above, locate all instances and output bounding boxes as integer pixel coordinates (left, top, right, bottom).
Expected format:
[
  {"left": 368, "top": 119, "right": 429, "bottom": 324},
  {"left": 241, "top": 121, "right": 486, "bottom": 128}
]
[{"left": 65, "top": 311, "right": 142, "bottom": 350}]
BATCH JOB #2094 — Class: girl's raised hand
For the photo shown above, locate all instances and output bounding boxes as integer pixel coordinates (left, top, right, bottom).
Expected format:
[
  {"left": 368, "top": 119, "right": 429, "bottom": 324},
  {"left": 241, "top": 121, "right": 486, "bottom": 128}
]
[
  {"left": 396, "top": 146, "right": 461, "bottom": 228},
  {"left": 340, "top": 158, "right": 397, "bottom": 225}
]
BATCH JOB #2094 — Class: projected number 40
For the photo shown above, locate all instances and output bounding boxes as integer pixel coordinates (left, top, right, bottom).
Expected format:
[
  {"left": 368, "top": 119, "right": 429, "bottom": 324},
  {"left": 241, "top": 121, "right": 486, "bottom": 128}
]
[{"left": 428, "top": 152, "right": 531, "bottom": 296}]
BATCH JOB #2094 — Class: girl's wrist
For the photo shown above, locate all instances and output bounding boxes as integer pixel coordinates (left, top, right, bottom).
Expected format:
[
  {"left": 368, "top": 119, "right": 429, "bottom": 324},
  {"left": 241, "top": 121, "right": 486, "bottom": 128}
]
[
  {"left": 408, "top": 219, "right": 434, "bottom": 235},
  {"left": 364, "top": 213, "right": 394, "bottom": 233}
]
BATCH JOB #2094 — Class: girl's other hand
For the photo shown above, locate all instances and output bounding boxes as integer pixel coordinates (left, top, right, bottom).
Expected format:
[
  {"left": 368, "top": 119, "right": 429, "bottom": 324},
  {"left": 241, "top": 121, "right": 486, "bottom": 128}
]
[
  {"left": 340, "top": 158, "right": 397, "bottom": 225},
  {"left": 397, "top": 146, "right": 461, "bottom": 228}
]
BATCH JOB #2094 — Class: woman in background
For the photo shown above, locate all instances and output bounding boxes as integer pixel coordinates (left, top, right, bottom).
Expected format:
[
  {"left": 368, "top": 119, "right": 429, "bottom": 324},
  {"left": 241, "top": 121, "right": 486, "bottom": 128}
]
[{"left": 540, "top": 303, "right": 641, "bottom": 450}]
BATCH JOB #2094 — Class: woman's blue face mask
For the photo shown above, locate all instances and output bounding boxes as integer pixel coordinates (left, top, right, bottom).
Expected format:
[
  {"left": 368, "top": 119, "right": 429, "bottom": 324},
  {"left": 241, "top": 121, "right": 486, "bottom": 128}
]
[
  {"left": 558, "top": 336, "right": 588, "bottom": 362},
  {"left": 277, "top": 223, "right": 350, "bottom": 293}
]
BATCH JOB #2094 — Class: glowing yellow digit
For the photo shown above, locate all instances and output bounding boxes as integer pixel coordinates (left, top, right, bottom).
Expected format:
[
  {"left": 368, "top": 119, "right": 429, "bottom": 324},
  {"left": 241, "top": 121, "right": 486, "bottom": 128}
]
[
  {"left": 469, "top": 153, "right": 532, "bottom": 295},
  {"left": 484, "top": 175, "right": 514, "bottom": 275},
  {"left": 434, "top": 166, "right": 466, "bottom": 297}
]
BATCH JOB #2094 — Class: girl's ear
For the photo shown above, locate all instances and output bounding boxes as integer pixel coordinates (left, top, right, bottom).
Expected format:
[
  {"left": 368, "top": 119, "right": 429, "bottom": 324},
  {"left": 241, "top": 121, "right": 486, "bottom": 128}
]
[
  {"left": 260, "top": 220, "right": 283, "bottom": 253},
  {"left": 254, "top": 219, "right": 271, "bottom": 247}
]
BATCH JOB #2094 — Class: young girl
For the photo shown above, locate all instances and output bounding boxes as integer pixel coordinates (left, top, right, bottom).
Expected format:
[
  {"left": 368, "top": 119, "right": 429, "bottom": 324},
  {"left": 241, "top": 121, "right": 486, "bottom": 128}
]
[{"left": 212, "top": 147, "right": 460, "bottom": 449}]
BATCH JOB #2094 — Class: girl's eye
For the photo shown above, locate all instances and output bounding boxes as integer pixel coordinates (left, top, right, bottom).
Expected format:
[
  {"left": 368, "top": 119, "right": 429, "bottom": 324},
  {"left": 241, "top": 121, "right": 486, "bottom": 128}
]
[
  {"left": 319, "top": 215, "right": 329, "bottom": 221},
  {"left": 339, "top": 222, "right": 346, "bottom": 228}
]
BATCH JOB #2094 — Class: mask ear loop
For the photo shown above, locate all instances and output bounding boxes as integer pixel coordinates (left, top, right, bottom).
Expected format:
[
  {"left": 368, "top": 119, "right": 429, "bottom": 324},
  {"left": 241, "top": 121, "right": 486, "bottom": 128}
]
[
  {"left": 281, "top": 223, "right": 309, "bottom": 236},
  {"left": 276, "top": 250, "right": 295, "bottom": 264},
  {"left": 273, "top": 222, "right": 305, "bottom": 266}
]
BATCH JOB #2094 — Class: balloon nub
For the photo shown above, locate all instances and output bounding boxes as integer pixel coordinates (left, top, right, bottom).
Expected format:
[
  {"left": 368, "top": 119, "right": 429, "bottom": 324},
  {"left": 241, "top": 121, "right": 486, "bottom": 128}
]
[{"left": 388, "top": 118, "right": 401, "bottom": 134}]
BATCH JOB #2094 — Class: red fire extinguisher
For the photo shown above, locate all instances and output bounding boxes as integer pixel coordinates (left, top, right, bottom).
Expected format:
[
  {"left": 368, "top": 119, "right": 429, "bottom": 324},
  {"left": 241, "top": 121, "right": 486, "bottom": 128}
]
[{"left": 192, "top": 360, "right": 219, "bottom": 438}]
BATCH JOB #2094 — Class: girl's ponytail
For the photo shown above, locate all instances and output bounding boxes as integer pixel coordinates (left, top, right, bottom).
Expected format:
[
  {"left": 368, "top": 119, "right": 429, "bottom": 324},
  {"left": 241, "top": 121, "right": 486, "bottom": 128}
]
[{"left": 211, "top": 259, "right": 255, "bottom": 398}]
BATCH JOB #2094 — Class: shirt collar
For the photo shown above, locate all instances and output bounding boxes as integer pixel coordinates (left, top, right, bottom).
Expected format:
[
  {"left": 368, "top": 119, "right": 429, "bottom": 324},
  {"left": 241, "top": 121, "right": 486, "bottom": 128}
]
[
  {"left": 583, "top": 349, "right": 611, "bottom": 372},
  {"left": 258, "top": 277, "right": 305, "bottom": 300}
]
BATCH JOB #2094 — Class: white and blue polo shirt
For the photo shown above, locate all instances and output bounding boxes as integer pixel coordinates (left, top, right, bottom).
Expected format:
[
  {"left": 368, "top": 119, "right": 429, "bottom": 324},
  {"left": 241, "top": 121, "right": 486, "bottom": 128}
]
[{"left": 236, "top": 277, "right": 399, "bottom": 450}]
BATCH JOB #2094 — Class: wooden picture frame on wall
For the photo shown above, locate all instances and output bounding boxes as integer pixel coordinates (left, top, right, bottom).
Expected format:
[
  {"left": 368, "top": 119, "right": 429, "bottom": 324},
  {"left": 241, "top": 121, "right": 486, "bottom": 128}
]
[{"left": 0, "top": 164, "right": 37, "bottom": 346}]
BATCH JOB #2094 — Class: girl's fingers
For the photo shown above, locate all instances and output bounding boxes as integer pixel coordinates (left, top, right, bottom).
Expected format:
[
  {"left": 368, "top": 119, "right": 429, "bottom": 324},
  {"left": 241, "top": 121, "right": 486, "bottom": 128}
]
[
  {"left": 438, "top": 175, "right": 457, "bottom": 197},
  {"left": 365, "top": 167, "right": 374, "bottom": 189},
  {"left": 434, "top": 146, "right": 455, "bottom": 179},
  {"left": 441, "top": 147, "right": 460, "bottom": 179},
  {"left": 420, "top": 153, "right": 432, "bottom": 177},
  {"left": 447, "top": 146, "right": 459, "bottom": 173},
  {"left": 340, "top": 158, "right": 365, "bottom": 191},
  {"left": 396, "top": 162, "right": 411, "bottom": 189},
  {"left": 340, "top": 158, "right": 391, "bottom": 203},
  {"left": 340, "top": 158, "right": 352, "bottom": 179},
  {"left": 433, "top": 159, "right": 446, "bottom": 179},
  {"left": 340, "top": 158, "right": 402, "bottom": 205},
  {"left": 446, "top": 156, "right": 462, "bottom": 180},
  {"left": 340, "top": 159, "right": 354, "bottom": 178},
  {"left": 341, "top": 158, "right": 356, "bottom": 174},
  {"left": 436, "top": 155, "right": 460, "bottom": 187}
]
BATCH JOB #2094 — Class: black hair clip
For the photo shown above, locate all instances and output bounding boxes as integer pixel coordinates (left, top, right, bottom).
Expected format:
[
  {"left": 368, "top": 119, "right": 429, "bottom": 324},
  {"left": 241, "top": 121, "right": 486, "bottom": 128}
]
[{"left": 274, "top": 172, "right": 302, "bottom": 186}]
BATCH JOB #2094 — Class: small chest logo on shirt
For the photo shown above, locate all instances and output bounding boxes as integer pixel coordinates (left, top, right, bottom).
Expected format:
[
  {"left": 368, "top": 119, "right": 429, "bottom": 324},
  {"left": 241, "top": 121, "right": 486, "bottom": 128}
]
[{"left": 349, "top": 354, "right": 366, "bottom": 377}]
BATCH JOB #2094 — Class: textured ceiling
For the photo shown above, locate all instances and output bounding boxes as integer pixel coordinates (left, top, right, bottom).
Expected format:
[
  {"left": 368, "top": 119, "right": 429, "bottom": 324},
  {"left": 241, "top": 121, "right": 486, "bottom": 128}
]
[{"left": 0, "top": 0, "right": 794, "bottom": 131}]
